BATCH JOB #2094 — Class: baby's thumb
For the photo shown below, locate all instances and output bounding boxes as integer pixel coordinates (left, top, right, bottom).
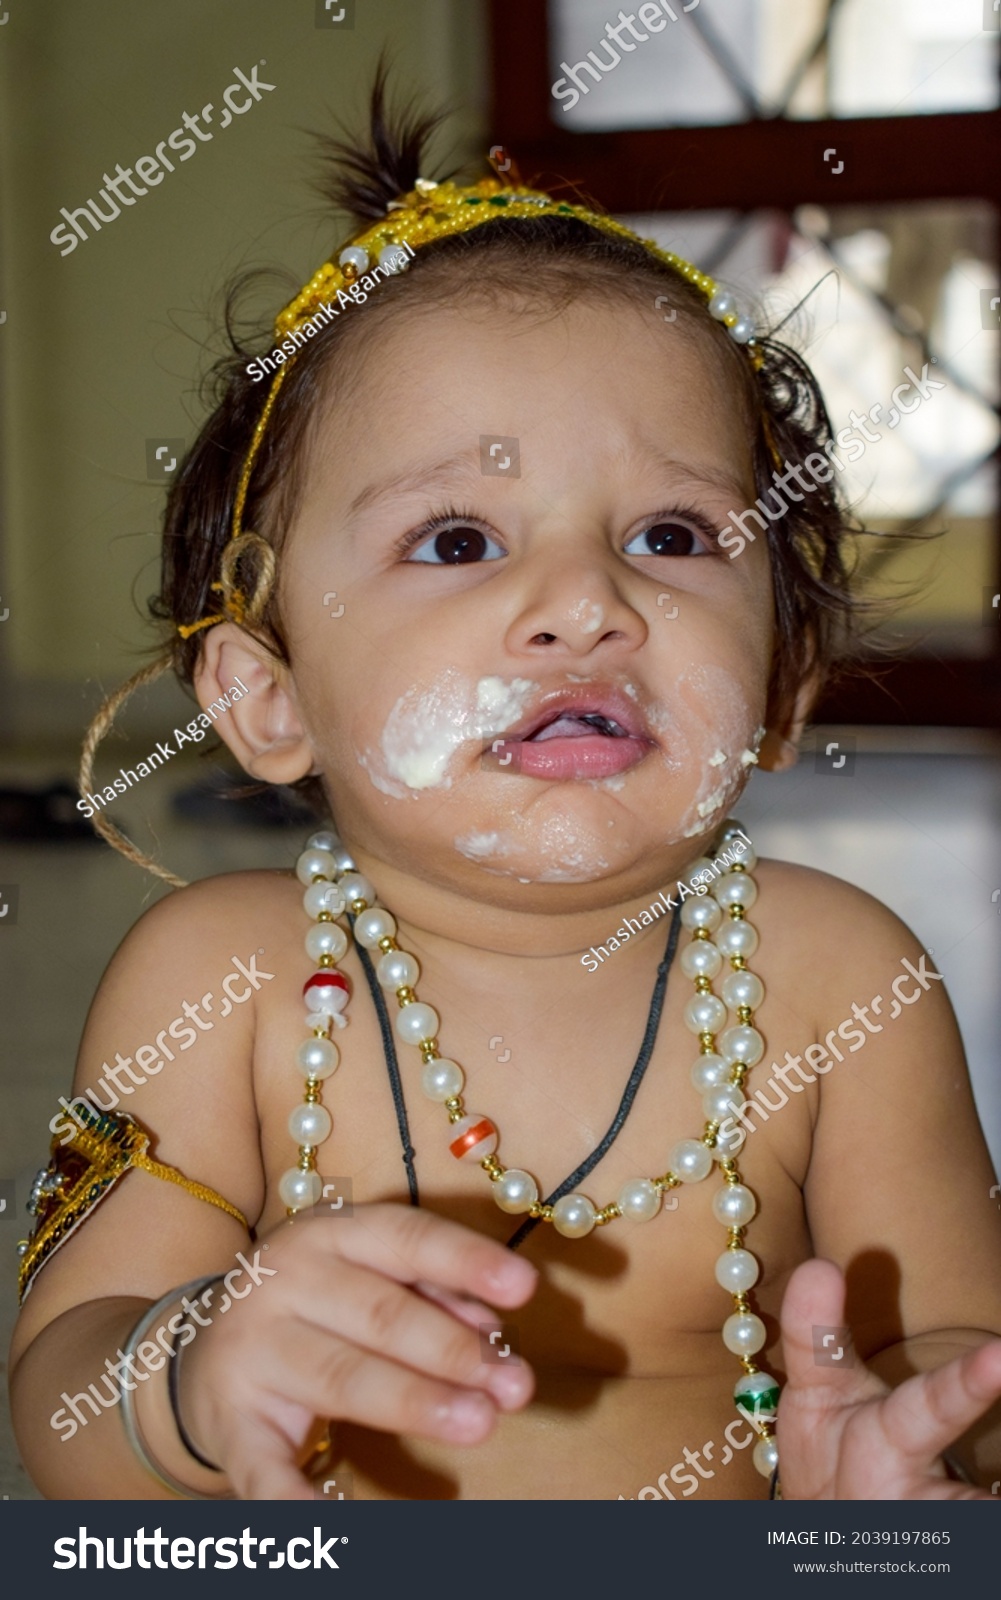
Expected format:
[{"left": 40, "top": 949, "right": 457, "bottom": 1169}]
[{"left": 779, "top": 1258, "right": 877, "bottom": 1404}]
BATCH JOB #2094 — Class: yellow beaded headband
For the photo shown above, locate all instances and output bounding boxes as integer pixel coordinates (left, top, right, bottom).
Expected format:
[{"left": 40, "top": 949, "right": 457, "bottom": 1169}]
[{"left": 177, "top": 160, "right": 768, "bottom": 641}]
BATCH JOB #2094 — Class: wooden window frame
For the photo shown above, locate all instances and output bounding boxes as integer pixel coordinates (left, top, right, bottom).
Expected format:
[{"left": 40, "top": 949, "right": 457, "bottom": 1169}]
[{"left": 487, "top": 0, "right": 1001, "bottom": 728}]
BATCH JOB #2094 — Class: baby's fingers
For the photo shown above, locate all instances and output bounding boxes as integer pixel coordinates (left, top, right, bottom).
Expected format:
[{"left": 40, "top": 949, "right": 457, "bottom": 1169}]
[
  {"left": 779, "top": 1258, "right": 883, "bottom": 1405},
  {"left": 259, "top": 1319, "right": 500, "bottom": 1446},
  {"left": 222, "top": 1411, "right": 318, "bottom": 1503},
  {"left": 880, "top": 1338, "right": 1001, "bottom": 1473},
  {"left": 304, "top": 1204, "right": 537, "bottom": 1308},
  {"left": 296, "top": 1260, "right": 533, "bottom": 1410}
]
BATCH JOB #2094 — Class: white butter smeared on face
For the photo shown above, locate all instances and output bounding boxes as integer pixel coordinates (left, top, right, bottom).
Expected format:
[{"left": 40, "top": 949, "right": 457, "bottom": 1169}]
[
  {"left": 374, "top": 670, "right": 538, "bottom": 792},
  {"left": 475, "top": 675, "right": 535, "bottom": 724},
  {"left": 568, "top": 599, "right": 604, "bottom": 635}
]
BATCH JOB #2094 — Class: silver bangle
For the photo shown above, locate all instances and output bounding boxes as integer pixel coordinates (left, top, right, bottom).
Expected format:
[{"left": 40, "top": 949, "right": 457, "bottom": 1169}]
[{"left": 119, "top": 1275, "right": 233, "bottom": 1500}]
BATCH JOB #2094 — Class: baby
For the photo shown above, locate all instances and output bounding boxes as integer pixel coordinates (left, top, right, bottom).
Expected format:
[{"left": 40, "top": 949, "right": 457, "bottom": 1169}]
[{"left": 10, "top": 75, "right": 1001, "bottom": 1503}]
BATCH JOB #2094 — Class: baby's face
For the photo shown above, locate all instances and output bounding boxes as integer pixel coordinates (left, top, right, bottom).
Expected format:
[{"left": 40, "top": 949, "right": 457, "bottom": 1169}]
[{"left": 279, "top": 295, "right": 774, "bottom": 905}]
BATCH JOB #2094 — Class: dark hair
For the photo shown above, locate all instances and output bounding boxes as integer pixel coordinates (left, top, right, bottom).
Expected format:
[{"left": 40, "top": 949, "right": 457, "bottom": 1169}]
[{"left": 92, "top": 66, "right": 872, "bottom": 880}]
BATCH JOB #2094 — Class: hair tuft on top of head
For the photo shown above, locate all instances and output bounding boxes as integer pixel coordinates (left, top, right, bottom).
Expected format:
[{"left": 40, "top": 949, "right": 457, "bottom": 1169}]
[{"left": 311, "top": 55, "right": 451, "bottom": 227}]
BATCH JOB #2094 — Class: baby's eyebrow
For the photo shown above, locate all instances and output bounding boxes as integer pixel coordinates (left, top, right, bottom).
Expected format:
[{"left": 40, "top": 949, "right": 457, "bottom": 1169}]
[
  {"left": 346, "top": 449, "right": 483, "bottom": 517},
  {"left": 671, "top": 464, "right": 754, "bottom": 504},
  {"left": 344, "top": 448, "right": 753, "bottom": 521},
  {"left": 630, "top": 447, "right": 752, "bottom": 507}
]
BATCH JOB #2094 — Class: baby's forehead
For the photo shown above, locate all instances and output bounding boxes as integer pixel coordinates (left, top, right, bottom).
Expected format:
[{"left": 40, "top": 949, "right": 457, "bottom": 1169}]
[{"left": 309, "top": 294, "right": 755, "bottom": 493}]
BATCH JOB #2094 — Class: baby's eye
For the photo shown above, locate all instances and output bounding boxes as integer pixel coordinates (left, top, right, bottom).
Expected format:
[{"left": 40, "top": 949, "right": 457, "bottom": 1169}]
[
  {"left": 404, "top": 524, "right": 506, "bottom": 565},
  {"left": 624, "top": 519, "right": 712, "bottom": 557}
]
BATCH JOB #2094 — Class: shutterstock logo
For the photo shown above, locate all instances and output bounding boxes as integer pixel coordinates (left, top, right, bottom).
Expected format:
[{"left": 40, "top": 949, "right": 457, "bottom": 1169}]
[
  {"left": 53, "top": 1526, "right": 345, "bottom": 1569},
  {"left": 50, "top": 65, "right": 276, "bottom": 256}
]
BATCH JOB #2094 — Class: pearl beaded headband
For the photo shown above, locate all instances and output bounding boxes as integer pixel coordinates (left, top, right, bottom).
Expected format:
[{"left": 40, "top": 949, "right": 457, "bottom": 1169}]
[{"left": 177, "top": 156, "right": 766, "bottom": 641}]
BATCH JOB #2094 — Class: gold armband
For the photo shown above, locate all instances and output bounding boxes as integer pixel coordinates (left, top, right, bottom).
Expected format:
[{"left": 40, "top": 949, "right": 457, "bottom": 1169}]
[{"left": 17, "top": 1104, "right": 248, "bottom": 1303}]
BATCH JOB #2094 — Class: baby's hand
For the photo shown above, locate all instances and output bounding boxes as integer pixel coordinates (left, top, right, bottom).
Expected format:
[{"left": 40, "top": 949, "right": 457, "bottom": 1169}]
[
  {"left": 178, "top": 1204, "right": 537, "bottom": 1500},
  {"left": 777, "top": 1259, "right": 1001, "bottom": 1500}
]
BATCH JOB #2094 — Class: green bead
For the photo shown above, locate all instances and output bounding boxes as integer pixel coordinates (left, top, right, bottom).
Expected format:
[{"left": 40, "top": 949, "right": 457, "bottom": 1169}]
[
  {"left": 734, "top": 1371, "right": 780, "bottom": 1422},
  {"left": 488, "top": 195, "right": 509, "bottom": 206},
  {"left": 465, "top": 196, "right": 483, "bottom": 204}
]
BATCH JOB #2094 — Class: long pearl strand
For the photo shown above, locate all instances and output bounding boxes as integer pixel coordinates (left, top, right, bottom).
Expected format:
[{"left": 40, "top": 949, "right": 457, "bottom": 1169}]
[{"left": 281, "top": 821, "right": 779, "bottom": 1480}]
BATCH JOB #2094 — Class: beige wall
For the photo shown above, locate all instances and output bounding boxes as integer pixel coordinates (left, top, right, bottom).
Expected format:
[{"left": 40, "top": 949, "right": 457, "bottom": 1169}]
[{"left": 0, "top": 0, "right": 487, "bottom": 744}]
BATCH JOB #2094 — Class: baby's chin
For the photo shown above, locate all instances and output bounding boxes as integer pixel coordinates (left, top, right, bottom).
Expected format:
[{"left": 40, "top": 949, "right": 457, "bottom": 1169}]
[{"left": 443, "top": 782, "right": 747, "bottom": 891}]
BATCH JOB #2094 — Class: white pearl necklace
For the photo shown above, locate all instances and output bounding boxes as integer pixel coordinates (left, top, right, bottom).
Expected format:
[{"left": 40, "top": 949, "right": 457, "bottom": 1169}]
[{"left": 281, "top": 822, "right": 780, "bottom": 1482}]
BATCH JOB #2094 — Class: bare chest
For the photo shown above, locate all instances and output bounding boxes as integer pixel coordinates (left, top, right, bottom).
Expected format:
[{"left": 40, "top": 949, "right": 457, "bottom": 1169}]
[{"left": 251, "top": 918, "right": 816, "bottom": 1377}]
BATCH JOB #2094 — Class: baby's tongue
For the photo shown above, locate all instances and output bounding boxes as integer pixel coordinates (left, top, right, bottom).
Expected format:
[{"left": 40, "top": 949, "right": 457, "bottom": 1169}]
[{"left": 529, "top": 714, "right": 604, "bottom": 742}]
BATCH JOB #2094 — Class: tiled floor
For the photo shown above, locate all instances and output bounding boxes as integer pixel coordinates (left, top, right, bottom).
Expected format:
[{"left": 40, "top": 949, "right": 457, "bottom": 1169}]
[{"left": 2, "top": 740, "right": 999, "bottom": 1498}]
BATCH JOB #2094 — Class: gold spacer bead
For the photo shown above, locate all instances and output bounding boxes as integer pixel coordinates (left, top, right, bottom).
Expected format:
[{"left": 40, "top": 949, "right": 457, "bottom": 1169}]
[
  {"left": 539, "top": 1205, "right": 554, "bottom": 1222},
  {"left": 481, "top": 1155, "right": 504, "bottom": 1179},
  {"left": 595, "top": 1204, "right": 621, "bottom": 1225},
  {"left": 694, "top": 976, "right": 712, "bottom": 994},
  {"left": 699, "top": 1031, "right": 716, "bottom": 1049},
  {"left": 396, "top": 986, "right": 415, "bottom": 1004},
  {"left": 740, "top": 1356, "right": 758, "bottom": 1374},
  {"left": 693, "top": 927, "right": 711, "bottom": 940},
  {"left": 444, "top": 1096, "right": 463, "bottom": 1112},
  {"left": 728, "top": 904, "right": 744, "bottom": 919},
  {"left": 731, "top": 954, "right": 747, "bottom": 969},
  {"left": 318, "top": 954, "right": 335, "bottom": 968},
  {"left": 377, "top": 936, "right": 397, "bottom": 952},
  {"left": 730, "top": 862, "right": 747, "bottom": 873},
  {"left": 317, "top": 910, "right": 334, "bottom": 923},
  {"left": 349, "top": 897, "right": 367, "bottom": 914},
  {"left": 419, "top": 1040, "right": 439, "bottom": 1062},
  {"left": 304, "top": 1086, "right": 320, "bottom": 1104},
  {"left": 737, "top": 1005, "right": 752, "bottom": 1023},
  {"left": 297, "top": 1148, "right": 316, "bottom": 1170}
]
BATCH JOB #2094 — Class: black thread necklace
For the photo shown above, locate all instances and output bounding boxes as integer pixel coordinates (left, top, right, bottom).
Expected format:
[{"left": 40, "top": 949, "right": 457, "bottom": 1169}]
[{"left": 349, "top": 902, "right": 684, "bottom": 1250}]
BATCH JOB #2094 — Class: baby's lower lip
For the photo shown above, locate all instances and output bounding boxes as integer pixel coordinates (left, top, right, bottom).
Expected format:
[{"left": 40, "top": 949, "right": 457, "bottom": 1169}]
[{"left": 488, "top": 733, "right": 651, "bottom": 781}]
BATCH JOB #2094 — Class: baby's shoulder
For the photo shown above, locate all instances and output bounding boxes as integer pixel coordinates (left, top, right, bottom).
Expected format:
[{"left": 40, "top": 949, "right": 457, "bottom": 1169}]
[
  {"left": 751, "top": 855, "right": 931, "bottom": 1007},
  {"left": 97, "top": 867, "right": 302, "bottom": 1006}
]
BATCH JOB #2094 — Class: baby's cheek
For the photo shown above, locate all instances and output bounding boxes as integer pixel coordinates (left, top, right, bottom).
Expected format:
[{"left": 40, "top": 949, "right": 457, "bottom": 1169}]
[{"left": 668, "top": 664, "right": 766, "bottom": 841}]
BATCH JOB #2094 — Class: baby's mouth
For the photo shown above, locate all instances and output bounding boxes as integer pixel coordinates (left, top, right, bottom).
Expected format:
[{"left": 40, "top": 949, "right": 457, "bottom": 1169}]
[
  {"left": 525, "top": 711, "right": 631, "bottom": 742},
  {"left": 484, "top": 690, "right": 655, "bottom": 781}
]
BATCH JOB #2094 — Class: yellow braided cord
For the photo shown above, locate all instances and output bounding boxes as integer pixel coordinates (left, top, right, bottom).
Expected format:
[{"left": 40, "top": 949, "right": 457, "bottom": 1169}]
[
  {"left": 131, "top": 1151, "right": 249, "bottom": 1229},
  {"left": 231, "top": 363, "right": 290, "bottom": 542}
]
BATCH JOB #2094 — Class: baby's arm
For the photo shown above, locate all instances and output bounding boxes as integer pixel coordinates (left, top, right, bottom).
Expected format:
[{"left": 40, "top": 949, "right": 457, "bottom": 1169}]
[
  {"left": 775, "top": 868, "right": 1001, "bottom": 1496},
  {"left": 9, "top": 876, "right": 536, "bottom": 1499},
  {"left": 10, "top": 878, "right": 263, "bottom": 1496}
]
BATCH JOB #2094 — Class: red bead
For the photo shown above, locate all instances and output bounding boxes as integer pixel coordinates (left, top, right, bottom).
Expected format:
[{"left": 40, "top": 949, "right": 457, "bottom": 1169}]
[
  {"left": 303, "top": 970, "right": 349, "bottom": 1000},
  {"left": 448, "top": 1115, "right": 498, "bottom": 1162}
]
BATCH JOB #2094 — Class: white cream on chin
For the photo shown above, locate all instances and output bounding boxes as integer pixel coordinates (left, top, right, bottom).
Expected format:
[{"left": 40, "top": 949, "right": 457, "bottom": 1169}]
[
  {"left": 455, "top": 829, "right": 513, "bottom": 861},
  {"left": 454, "top": 808, "right": 616, "bottom": 882},
  {"left": 363, "top": 670, "right": 539, "bottom": 793}
]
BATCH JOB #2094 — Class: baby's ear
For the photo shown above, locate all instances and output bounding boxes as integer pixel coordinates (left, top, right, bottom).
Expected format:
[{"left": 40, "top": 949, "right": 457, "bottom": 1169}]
[
  {"left": 192, "top": 625, "right": 316, "bottom": 784},
  {"left": 759, "top": 662, "right": 823, "bottom": 773}
]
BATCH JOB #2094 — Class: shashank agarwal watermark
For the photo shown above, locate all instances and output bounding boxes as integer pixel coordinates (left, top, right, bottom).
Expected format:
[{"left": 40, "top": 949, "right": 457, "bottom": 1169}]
[{"left": 582, "top": 832, "right": 751, "bottom": 971}]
